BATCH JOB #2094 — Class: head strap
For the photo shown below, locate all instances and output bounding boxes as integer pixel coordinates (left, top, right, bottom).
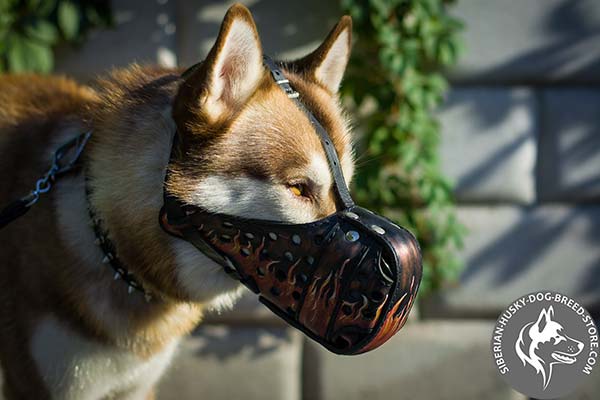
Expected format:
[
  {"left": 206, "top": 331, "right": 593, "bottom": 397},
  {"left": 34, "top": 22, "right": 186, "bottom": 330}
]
[{"left": 262, "top": 56, "right": 354, "bottom": 210}]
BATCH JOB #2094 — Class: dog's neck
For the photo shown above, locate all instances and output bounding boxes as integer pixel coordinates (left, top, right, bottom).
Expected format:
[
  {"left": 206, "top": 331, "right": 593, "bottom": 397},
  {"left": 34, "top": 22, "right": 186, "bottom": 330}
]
[{"left": 52, "top": 67, "right": 243, "bottom": 354}]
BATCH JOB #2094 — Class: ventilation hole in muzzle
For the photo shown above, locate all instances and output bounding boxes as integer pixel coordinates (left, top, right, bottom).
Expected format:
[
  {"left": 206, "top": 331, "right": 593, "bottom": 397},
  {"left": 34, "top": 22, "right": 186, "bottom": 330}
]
[
  {"left": 342, "top": 305, "right": 353, "bottom": 315},
  {"left": 270, "top": 286, "right": 281, "bottom": 296},
  {"left": 275, "top": 269, "right": 287, "bottom": 282},
  {"left": 344, "top": 231, "right": 360, "bottom": 242},
  {"left": 284, "top": 252, "right": 294, "bottom": 262},
  {"left": 305, "top": 256, "right": 315, "bottom": 265},
  {"left": 296, "top": 273, "right": 308, "bottom": 285},
  {"left": 268, "top": 232, "right": 278, "bottom": 241},
  {"left": 240, "top": 248, "right": 251, "bottom": 257},
  {"left": 219, "top": 234, "right": 232, "bottom": 242},
  {"left": 222, "top": 221, "right": 234, "bottom": 228},
  {"left": 291, "top": 234, "right": 301, "bottom": 245},
  {"left": 256, "top": 267, "right": 265, "bottom": 277},
  {"left": 332, "top": 336, "right": 350, "bottom": 350},
  {"left": 244, "top": 232, "right": 255, "bottom": 240},
  {"left": 292, "top": 291, "right": 301, "bottom": 301},
  {"left": 260, "top": 249, "right": 269, "bottom": 260}
]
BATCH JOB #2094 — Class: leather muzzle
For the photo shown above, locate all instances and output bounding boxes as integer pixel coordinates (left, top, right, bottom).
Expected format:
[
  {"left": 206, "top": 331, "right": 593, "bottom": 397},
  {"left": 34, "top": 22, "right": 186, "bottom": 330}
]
[{"left": 160, "top": 204, "right": 421, "bottom": 355}]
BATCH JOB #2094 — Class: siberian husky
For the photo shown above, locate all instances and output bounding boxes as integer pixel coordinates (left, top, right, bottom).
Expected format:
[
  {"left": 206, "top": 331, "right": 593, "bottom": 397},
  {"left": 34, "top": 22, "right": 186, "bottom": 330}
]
[{"left": 0, "top": 3, "right": 354, "bottom": 399}]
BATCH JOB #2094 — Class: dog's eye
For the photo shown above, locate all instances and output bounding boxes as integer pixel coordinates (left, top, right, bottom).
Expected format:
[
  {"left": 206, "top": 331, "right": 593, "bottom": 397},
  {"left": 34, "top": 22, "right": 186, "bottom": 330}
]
[
  {"left": 289, "top": 184, "right": 304, "bottom": 197},
  {"left": 287, "top": 183, "right": 309, "bottom": 199}
]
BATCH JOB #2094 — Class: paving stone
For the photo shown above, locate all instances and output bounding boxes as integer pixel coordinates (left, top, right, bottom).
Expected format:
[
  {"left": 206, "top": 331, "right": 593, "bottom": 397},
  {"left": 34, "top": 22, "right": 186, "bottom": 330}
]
[
  {"left": 421, "top": 205, "right": 600, "bottom": 319},
  {"left": 303, "top": 320, "right": 525, "bottom": 400},
  {"left": 537, "top": 89, "right": 600, "bottom": 202},
  {"left": 448, "top": 0, "right": 600, "bottom": 84},
  {"left": 176, "top": 0, "right": 341, "bottom": 67},
  {"left": 438, "top": 88, "right": 537, "bottom": 204},
  {"left": 158, "top": 325, "right": 302, "bottom": 400},
  {"left": 54, "top": 0, "right": 177, "bottom": 80}
]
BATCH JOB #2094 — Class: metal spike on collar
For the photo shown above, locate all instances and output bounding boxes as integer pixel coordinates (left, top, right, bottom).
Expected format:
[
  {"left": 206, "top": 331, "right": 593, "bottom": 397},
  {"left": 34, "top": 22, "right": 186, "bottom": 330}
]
[{"left": 86, "top": 177, "right": 154, "bottom": 301}]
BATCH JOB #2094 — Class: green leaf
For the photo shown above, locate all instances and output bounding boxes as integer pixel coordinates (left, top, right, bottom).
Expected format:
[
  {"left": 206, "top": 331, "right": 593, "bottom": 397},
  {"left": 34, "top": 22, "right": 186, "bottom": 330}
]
[
  {"left": 7, "top": 34, "right": 53, "bottom": 73},
  {"left": 25, "top": 20, "right": 59, "bottom": 44},
  {"left": 58, "top": 1, "right": 80, "bottom": 40}
]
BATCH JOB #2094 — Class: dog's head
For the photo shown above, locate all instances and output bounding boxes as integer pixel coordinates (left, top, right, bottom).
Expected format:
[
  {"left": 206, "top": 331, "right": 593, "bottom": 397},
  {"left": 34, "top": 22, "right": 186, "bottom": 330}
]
[
  {"left": 157, "top": 4, "right": 356, "bottom": 306},
  {"left": 167, "top": 4, "right": 354, "bottom": 225},
  {"left": 515, "top": 306, "right": 584, "bottom": 389}
]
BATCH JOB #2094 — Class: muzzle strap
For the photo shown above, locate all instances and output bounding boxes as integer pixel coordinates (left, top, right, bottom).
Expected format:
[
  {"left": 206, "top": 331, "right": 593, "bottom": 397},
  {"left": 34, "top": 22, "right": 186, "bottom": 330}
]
[{"left": 263, "top": 55, "right": 354, "bottom": 210}]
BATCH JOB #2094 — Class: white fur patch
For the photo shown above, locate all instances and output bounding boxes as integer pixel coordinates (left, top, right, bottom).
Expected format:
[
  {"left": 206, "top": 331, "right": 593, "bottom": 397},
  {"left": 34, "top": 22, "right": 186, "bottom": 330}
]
[
  {"left": 315, "top": 29, "right": 350, "bottom": 93},
  {"left": 172, "top": 238, "right": 244, "bottom": 307},
  {"left": 308, "top": 153, "right": 333, "bottom": 190},
  {"left": 31, "top": 316, "right": 178, "bottom": 400},
  {"left": 189, "top": 175, "right": 315, "bottom": 223}
]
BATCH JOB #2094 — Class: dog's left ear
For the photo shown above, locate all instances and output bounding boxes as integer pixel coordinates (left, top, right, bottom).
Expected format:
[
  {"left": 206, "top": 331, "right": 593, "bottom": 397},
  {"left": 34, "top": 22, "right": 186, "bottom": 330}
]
[{"left": 293, "top": 16, "right": 352, "bottom": 94}]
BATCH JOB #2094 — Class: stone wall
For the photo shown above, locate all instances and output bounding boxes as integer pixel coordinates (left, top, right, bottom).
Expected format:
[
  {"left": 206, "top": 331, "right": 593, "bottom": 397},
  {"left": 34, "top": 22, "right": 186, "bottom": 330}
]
[{"left": 26, "top": 0, "right": 600, "bottom": 399}]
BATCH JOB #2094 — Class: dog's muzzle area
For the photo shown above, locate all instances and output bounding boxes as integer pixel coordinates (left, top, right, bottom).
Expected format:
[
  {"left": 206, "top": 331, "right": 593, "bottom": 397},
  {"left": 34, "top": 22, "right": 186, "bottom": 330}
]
[
  {"left": 159, "top": 56, "right": 423, "bottom": 355},
  {"left": 160, "top": 203, "right": 422, "bottom": 355}
]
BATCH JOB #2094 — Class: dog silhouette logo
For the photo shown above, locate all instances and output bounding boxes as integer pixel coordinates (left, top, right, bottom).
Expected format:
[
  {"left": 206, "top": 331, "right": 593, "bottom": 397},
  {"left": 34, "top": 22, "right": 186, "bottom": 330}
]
[
  {"left": 515, "top": 306, "right": 584, "bottom": 390},
  {"left": 491, "top": 291, "right": 598, "bottom": 399}
]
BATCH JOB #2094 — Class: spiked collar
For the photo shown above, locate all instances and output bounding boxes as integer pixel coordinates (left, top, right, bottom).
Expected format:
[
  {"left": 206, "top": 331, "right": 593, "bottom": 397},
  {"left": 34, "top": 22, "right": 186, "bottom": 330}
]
[{"left": 84, "top": 177, "right": 154, "bottom": 302}]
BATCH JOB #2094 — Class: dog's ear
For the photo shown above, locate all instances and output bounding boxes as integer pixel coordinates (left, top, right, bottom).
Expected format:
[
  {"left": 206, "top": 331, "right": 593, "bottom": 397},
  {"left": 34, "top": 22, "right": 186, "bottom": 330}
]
[
  {"left": 535, "top": 307, "right": 551, "bottom": 333},
  {"left": 203, "top": 3, "right": 263, "bottom": 119},
  {"left": 292, "top": 16, "right": 352, "bottom": 94},
  {"left": 175, "top": 4, "right": 264, "bottom": 125}
]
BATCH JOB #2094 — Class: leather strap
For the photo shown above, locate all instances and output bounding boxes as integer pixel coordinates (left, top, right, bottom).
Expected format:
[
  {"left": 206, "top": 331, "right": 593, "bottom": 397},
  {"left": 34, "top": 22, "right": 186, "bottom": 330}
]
[{"left": 262, "top": 56, "right": 354, "bottom": 210}]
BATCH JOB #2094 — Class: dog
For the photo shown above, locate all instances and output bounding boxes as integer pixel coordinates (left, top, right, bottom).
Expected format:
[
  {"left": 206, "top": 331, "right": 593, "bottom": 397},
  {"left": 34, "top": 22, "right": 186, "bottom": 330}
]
[
  {"left": 515, "top": 306, "right": 584, "bottom": 390},
  {"left": 0, "top": 4, "right": 355, "bottom": 399}
]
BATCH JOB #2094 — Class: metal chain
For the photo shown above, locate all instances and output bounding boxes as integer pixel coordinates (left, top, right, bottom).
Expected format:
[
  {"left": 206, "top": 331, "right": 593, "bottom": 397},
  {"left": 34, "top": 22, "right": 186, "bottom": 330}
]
[{"left": 22, "top": 131, "right": 92, "bottom": 207}]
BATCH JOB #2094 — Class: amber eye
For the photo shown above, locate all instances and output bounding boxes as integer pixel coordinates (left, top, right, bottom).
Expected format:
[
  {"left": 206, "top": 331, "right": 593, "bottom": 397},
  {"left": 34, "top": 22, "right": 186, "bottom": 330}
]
[
  {"left": 287, "top": 182, "right": 309, "bottom": 199},
  {"left": 291, "top": 186, "right": 302, "bottom": 196}
]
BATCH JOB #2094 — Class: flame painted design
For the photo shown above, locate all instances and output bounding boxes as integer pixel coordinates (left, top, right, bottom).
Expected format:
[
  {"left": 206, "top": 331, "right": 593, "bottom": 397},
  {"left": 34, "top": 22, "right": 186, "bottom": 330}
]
[
  {"left": 357, "top": 275, "right": 418, "bottom": 353},
  {"left": 299, "top": 258, "right": 350, "bottom": 335}
]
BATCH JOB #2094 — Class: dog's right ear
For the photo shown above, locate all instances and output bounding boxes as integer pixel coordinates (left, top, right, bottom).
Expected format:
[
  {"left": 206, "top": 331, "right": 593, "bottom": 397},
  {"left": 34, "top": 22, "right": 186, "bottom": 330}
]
[{"left": 174, "top": 4, "right": 264, "bottom": 127}]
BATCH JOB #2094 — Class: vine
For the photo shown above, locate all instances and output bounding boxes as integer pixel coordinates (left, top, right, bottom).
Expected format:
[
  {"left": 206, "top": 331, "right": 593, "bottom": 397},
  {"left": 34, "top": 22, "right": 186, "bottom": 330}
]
[
  {"left": 0, "top": 0, "right": 112, "bottom": 73},
  {"left": 341, "top": 0, "right": 466, "bottom": 295}
]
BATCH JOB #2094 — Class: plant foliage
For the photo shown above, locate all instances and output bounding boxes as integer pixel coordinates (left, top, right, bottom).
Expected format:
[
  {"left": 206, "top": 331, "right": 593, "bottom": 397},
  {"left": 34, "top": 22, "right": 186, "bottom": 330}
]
[
  {"left": 0, "top": 0, "right": 112, "bottom": 73},
  {"left": 341, "top": 0, "right": 466, "bottom": 295}
]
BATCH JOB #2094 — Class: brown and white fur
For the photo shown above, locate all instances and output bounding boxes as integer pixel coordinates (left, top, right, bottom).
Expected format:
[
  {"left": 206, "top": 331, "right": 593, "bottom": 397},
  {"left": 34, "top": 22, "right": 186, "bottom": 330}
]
[{"left": 0, "top": 4, "right": 354, "bottom": 399}]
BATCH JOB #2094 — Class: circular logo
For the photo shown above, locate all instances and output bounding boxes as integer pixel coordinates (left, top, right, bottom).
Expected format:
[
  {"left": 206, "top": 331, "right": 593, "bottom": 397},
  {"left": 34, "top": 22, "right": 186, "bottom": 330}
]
[{"left": 491, "top": 291, "right": 598, "bottom": 399}]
